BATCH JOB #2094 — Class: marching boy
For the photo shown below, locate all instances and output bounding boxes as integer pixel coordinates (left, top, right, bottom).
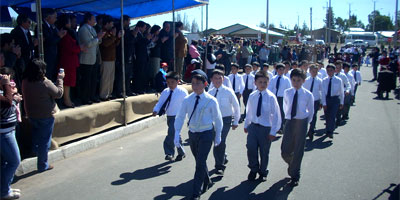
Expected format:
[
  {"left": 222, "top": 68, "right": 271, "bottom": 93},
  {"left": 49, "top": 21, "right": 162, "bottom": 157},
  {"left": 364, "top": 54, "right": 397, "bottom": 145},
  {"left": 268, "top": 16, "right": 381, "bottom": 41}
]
[
  {"left": 244, "top": 70, "right": 281, "bottom": 182},
  {"left": 208, "top": 69, "right": 240, "bottom": 176},
  {"left": 174, "top": 70, "right": 223, "bottom": 200},
  {"left": 242, "top": 64, "right": 256, "bottom": 120},
  {"left": 228, "top": 63, "right": 244, "bottom": 103},
  {"left": 281, "top": 68, "right": 314, "bottom": 187},
  {"left": 153, "top": 72, "right": 188, "bottom": 161},
  {"left": 303, "top": 65, "right": 323, "bottom": 141}
]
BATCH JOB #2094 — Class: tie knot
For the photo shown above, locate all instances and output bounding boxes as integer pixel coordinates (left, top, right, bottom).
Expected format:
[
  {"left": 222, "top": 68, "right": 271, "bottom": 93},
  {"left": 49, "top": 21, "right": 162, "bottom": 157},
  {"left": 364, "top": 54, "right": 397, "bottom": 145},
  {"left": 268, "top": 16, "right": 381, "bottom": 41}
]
[{"left": 196, "top": 95, "right": 200, "bottom": 99}]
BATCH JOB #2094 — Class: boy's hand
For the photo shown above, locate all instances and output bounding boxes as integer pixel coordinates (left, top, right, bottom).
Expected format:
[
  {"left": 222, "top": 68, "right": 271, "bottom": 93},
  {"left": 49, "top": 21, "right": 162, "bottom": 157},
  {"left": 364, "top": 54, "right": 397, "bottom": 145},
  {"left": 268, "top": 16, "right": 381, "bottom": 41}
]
[
  {"left": 232, "top": 125, "right": 238, "bottom": 130},
  {"left": 152, "top": 111, "right": 157, "bottom": 116},
  {"left": 269, "top": 135, "right": 276, "bottom": 141},
  {"left": 244, "top": 128, "right": 248, "bottom": 133}
]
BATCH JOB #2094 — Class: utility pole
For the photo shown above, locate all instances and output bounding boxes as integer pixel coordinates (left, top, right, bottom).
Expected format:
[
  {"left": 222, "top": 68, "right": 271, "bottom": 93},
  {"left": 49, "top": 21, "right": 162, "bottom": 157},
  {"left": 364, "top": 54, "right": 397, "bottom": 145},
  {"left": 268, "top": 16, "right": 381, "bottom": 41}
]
[
  {"left": 297, "top": 14, "right": 300, "bottom": 36},
  {"left": 328, "top": 0, "right": 332, "bottom": 45},
  {"left": 325, "top": 1, "right": 328, "bottom": 43},
  {"left": 310, "top": 7, "right": 313, "bottom": 39},
  {"left": 349, "top": 3, "right": 351, "bottom": 19},
  {"left": 266, "top": 0, "right": 269, "bottom": 44},
  {"left": 201, "top": 6, "right": 203, "bottom": 32},
  {"left": 373, "top": 0, "right": 376, "bottom": 33},
  {"left": 395, "top": 0, "right": 398, "bottom": 47}
]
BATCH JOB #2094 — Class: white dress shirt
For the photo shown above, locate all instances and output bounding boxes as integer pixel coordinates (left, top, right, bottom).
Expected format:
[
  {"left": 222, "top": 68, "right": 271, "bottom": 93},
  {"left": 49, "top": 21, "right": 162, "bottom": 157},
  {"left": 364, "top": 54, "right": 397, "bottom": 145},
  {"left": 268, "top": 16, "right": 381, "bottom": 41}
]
[
  {"left": 321, "top": 76, "right": 345, "bottom": 106},
  {"left": 336, "top": 72, "right": 351, "bottom": 93},
  {"left": 352, "top": 70, "right": 362, "bottom": 85},
  {"left": 228, "top": 73, "right": 245, "bottom": 94},
  {"left": 319, "top": 68, "right": 328, "bottom": 79},
  {"left": 283, "top": 87, "right": 314, "bottom": 123},
  {"left": 303, "top": 76, "right": 323, "bottom": 101},
  {"left": 153, "top": 86, "right": 188, "bottom": 116},
  {"left": 208, "top": 85, "right": 241, "bottom": 125},
  {"left": 244, "top": 89, "right": 282, "bottom": 136},
  {"left": 267, "top": 71, "right": 273, "bottom": 79},
  {"left": 345, "top": 72, "right": 356, "bottom": 95},
  {"left": 175, "top": 92, "right": 223, "bottom": 136},
  {"left": 268, "top": 75, "right": 292, "bottom": 97},
  {"left": 242, "top": 73, "right": 256, "bottom": 90},
  {"left": 209, "top": 76, "right": 232, "bottom": 90}
]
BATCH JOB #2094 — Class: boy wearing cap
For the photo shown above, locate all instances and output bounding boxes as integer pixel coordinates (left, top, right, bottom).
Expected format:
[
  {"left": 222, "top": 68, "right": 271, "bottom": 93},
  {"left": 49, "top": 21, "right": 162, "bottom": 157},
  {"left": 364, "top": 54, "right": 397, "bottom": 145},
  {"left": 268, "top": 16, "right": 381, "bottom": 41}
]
[
  {"left": 154, "top": 62, "right": 169, "bottom": 93},
  {"left": 228, "top": 63, "right": 245, "bottom": 103},
  {"left": 174, "top": 70, "right": 223, "bottom": 199},
  {"left": 281, "top": 68, "right": 314, "bottom": 187},
  {"left": 153, "top": 72, "right": 188, "bottom": 161},
  {"left": 208, "top": 69, "right": 240, "bottom": 176},
  {"left": 268, "top": 63, "right": 292, "bottom": 133},
  {"left": 244, "top": 70, "right": 281, "bottom": 182}
]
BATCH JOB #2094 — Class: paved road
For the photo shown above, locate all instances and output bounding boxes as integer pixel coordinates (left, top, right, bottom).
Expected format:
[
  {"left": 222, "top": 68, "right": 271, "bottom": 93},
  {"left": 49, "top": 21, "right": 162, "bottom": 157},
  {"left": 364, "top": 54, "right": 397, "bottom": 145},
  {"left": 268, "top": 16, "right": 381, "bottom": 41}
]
[{"left": 12, "top": 65, "right": 399, "bottom": 200}]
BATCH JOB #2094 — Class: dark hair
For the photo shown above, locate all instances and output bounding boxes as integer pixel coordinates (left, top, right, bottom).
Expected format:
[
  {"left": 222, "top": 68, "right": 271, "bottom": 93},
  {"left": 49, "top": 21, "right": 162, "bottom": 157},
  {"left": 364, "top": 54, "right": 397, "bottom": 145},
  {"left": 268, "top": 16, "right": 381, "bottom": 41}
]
[
  {"left": 215, "top": 64, "right": 225, "bottom": 72},
  {"left": 326, "top": 64, "right": 336, "bottom": 70},
  {"left": 263, "top": 63, "right": 269, "bottom": 67},
  {"left": 252, "top": 61, "right": 260, "bottom": 66},
  {"left": 191, "top": 40, "right": 198, "bottom": 46},
  {"left": 83, "top": 13, "right": 94, "bottom": 24},
  {"left": 283, "top": 60, "right": 291, "bottom": 66},
  {"left": 102, "top": 15, "right": 113, "bottom": 27},
  {"left": 334, "top": 60, "right": 343, "bottom": 65},
  {"left": 316, "top": 60, "right": 323, "bottom": 65},
  {"left": 290, "top": 68, "right": 306, "bottom": 80},
  {"left": 231, "top": 63, "right": 239, "bottom": 68},
  {"left": 211, "top": 69, "right": 224, "bottom": 78},
  {"left": 219, "top": 43, "right": 226, "bottom": 49},
  {"left": 150, "top": 25, "right": 161, "bottom": 34},
  {"left": 16, "top": 13, "right": 30, "bottom": 26},
  {"left": 342, "top": 62, "right": 351, "bottom": 69},
  {"left": 23, "top": 59, "right": 47, "bottom": 82},
  {"left": 245, "top": 64, "right": 252, "bottom": 69},
  {"left": 300, "top": 60, "right": 308, "bottom": 66},
  {"left": 0, "top": 33, "right": 13, "bottom": 48},
  {"left": 136, "top": 20, "right": 146, "bottom": 28},
  {"left": 166, "top": 71, "right": 179, "bottom": 80},
  {"left": 192, "top": 74, "right": 206, "bottom": 83},
  {"left": 176, "top": 21, "right": 183, "bottom": 28},
  {"left": 276, "top": 63, "right": 285, "bottom": 70},
  {"left": 255, "top": 70, "right": 269, "bottom": 81},
  {"left": 351, "top": 64, "right": 358, "bottom": 68},
  {"left": 309, "top": 64, "right": 318, "bottom": 71},
  {"left": 292, "top": 61, "right": 298, "bottom": 66},
  {"left": 122, "top": 15, "right": 130, "bottom": 22},
  {"left": 55, "top": 14, "right": 70, "bottom": 30},
  {"left": 43, "top": 9, "right": 56, "bottom": 19}
]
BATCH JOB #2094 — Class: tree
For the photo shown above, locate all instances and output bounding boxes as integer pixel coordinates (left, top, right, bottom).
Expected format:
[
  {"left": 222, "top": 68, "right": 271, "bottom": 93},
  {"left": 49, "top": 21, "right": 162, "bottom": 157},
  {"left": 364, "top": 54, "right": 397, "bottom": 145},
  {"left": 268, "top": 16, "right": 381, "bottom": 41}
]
[
  {"left": 191, "top": 19, "right": 199, "bottom": 33},
  {"left": 269, "top": 23, "right": 275, "bottom": 29},
  {"left": 367, "top": 11, "right": 394, "bottom": 31},
  {"left": 182, "top": 13, "right": 190, "bottom": 31},
  {"left": 335, "top": 17, "right": 346, "bottom": 31},
  {"left": 176, "top": 13, "right": 182, "bottom": 23},
  {"left": 301, "top": 21, "right": 309, "bottom": 36},
  {"left": 324, "top": 7, "right": 335, "bottom": 29},
  {"left": 259, "top": 22, "right": 267, "bottom": 29}
]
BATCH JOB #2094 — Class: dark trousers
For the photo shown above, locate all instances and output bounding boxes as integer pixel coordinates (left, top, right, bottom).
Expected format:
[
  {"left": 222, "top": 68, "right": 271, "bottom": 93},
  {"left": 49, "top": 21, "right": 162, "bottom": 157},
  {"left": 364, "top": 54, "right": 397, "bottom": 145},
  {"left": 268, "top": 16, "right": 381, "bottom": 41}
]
[
  {"left": 242, "top": 89, "right": 253, "bottom": 118},
  {"left": 213, "top": 116, "right": 232, "bottom": 170},
  {"left": 342, "top": 94, "right": 352, "bottom": 118},
  {"left": 188, "top": 129, "right": 213, "bottom": 197},
  {"left": 133, "top": 60, "right": 147, "bottom": 93},
  {"left": 246, "top": 123, "right": 272, "bottom": 176},
  {"left": 79, "top": 64, "right": 97, "bottom": 103},
  {"left": 235, "top": 92, "right": 241, "bottom": 106},
  {"left": 164, "top": 116, "right": 185, "bottom": 156},
  {"left": 373, "top": 62, "right": 378, "bottom": 79},
  {"left": 353, "top": 84, "right": 359, "bottom": 103},
  {"left": 308, "top": 100, "right": 320, "bottom": 134},
  {"left": 325, "top": 96, "right": 340, "bottom": 133},
  {"left": 281, "top": 118, "right": 308, "bottom": 180},
  {"left": 277, "top": 97, "right": 285, "bottom": 131},
  {"left": 114, "top": 61, "right": 133, "bottom": 97}
]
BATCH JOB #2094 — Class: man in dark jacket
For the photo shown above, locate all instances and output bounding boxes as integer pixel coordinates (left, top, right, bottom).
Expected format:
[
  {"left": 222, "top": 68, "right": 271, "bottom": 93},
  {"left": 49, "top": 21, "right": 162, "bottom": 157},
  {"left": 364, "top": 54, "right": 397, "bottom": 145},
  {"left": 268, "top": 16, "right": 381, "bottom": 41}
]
[
  {"left": 215, "top": 43, "right": 234, "bottom": 75},
  {"left": 159, "top": 22, "right": 173, "bottom": 70},
  {"left": 133, "top": 21, "right": 151, "bottom": 94},
  {"left": 377, "top": 66, "right": 396, "bottom": 99},
  {"left": 10, "top": 14, "right": 36, "bottom": 66}
]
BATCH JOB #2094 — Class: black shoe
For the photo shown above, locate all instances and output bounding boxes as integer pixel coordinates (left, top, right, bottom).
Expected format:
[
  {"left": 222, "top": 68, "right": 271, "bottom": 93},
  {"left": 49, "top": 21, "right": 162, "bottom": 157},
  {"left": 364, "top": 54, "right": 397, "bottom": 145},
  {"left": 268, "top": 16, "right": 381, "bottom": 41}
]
[
  {"left": 165, "top": 155, "right": 174, "bottom": 161},
  {"left": 327, "top": 133, "right": 333, "bottom": 139},
  {"left": 224, "top": 158, "right": 229, "bottom": 165},
  {"left": 175, "top": 154, "right": 185, "bottom": 161},
  {"left": 289, "top": 178, "right": 299, "bottom": 187},
  {"left": 191, "top": 195, "right": 201, "bottom": 200},
  {"left": 91, "top": 98, "right": 101, "bottom": 103},
  {"left": 258, "top": 174, "right": 267, "bottom": 182},
  {"left": 100, "top": 98, "right": 108, "bottom": 102},
  {"left": 308, "top": 132, "right": 314, "bottom": 141},
  {"left": 215, "top": 169, "right": 224, "bottom": 176},
  {"left": 63, "top": 102, "right": 75, "bottom": 108},
  {"left": 201, "top": 181, "right": 214, "bottom": 194},
  {"left": 248, "top": 171, "right": 257, "bottom": 181},
  {"left": 109, "top": 96, "right": 117, "bottom": 100}
]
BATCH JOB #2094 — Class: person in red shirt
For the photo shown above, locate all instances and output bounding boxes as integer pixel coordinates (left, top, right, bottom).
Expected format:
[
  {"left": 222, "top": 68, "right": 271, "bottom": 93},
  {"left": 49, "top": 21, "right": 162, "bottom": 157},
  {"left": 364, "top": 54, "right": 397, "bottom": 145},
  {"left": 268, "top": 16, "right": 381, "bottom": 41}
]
[{"left": 379, "top": 51, "right": 390, "bottom": 66}]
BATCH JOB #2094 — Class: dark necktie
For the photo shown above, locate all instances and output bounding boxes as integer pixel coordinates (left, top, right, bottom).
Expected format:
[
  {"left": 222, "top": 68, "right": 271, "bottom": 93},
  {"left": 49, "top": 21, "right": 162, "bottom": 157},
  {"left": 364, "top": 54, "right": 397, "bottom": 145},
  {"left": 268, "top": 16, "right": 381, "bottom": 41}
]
[
  {"left": 327, "top": 78, "right": 332, "bottom": 98},
  {"left": 188, "top": 95, "right": 200, "bottom": 126},
  {"left": 276, "top": 76, "right": 281, "bottom": 96},
  {"left": 257, "top": 92, "right": 262, "bottom": 117},
  {"left": 310, "top": 77, "right": 315, "bottom": 93},
  {"left": 291, "top": 90, "right": 298, "bottom": 119},
  {"left": 214, "top": 89, "right": 219, "bottom": 98},
  {"left": 353, "top": 71, "right": 357, "bottom": 82},
  {"left": 233, "top": 75, "right": 236, "bottom": 92},
  {"left": 245, "top": 75, "right": 249, "bottom": 90},
  {"left": 158, "top": 90, "right": 173, "bottom": 116}
]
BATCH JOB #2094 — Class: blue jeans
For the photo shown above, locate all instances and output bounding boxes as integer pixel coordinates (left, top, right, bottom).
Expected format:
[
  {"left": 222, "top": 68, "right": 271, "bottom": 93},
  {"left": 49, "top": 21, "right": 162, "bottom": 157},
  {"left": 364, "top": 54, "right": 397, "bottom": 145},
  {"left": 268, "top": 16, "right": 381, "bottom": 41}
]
[
  {"left": 1, "top": 129, "right": 21, "bottom": 197},
  {"left": 30, "top": 117, "right": 55, "bottom": 171}
]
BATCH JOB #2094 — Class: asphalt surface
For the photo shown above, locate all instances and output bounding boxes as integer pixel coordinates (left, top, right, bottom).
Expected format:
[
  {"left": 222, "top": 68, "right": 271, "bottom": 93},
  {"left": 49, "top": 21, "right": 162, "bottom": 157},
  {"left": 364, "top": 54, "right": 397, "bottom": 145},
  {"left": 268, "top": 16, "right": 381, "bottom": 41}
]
[{"left": 11, "top": 65, "right": 400, "bottom": 200}]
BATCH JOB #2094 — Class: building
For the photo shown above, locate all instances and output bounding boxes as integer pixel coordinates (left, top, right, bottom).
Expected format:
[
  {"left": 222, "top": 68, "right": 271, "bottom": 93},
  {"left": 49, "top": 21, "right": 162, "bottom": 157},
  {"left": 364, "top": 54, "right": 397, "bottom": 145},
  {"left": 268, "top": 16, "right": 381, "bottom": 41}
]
[{"left": 313, "top": 27, "right": 341, "bottom": 43}]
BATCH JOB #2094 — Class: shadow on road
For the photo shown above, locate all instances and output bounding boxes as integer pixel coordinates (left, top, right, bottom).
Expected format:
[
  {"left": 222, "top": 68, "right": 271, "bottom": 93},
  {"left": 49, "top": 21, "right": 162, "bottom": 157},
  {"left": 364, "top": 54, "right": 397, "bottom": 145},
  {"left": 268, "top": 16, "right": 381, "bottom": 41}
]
[
  {"left": 250, "top": 177, "right": 293, "bottom": 200},
  {"left": 153, "top": 179, "right": 193, "bottom": 200},
  {"left": 111, "top": 161, "right": 173, "bottom": 186},
  {"left": 208, "top": 180, "right": 261, "bottom": 200},
  {"left": 305, "top": 135, "right": 333, "bottom": 152},
  {"left": 372, "top": 183, "right": 399, "bottom": 200}
]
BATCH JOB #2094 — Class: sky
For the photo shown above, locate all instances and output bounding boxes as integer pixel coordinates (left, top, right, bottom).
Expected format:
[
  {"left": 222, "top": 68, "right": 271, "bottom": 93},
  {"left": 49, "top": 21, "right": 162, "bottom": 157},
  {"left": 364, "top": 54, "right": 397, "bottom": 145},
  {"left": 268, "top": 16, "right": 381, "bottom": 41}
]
[{"left": 132, "top": 0, "right": 396, "bottom": 31}]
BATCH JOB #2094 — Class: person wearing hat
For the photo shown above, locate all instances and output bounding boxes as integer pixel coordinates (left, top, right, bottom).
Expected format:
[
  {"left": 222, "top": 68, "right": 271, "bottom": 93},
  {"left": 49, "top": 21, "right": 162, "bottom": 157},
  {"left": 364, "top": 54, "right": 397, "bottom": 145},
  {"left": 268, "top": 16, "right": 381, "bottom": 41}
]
[
  {"left": 174, "top": 69, "right": 223, "bottom": 199},
  {"left": 154, "top": 62, "right": 169, "bottom": 93},
  {"left": 183, "top": 59, "right": 202, "bottom": 83}
]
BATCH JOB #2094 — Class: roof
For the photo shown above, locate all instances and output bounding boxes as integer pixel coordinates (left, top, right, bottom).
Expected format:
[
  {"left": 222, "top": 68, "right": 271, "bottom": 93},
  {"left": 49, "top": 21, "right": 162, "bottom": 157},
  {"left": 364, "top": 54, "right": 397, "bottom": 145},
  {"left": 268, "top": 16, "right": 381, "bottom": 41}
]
[
  {"left": 1, "top": 0, "right": 208, "bottom": 19},
  {"left": 349, "top": 27, "right": 365, "bottom": 32},
  {"left": 377, "top": 31, "right": 395, "bottom": 38},
  {"left": 211, "top": 23, "right": 284, "bottom": 37}
]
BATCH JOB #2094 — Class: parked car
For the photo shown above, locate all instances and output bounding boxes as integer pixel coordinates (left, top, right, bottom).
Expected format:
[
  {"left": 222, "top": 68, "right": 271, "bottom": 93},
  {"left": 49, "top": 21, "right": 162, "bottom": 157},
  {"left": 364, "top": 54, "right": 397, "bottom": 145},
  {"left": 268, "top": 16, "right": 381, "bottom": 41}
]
[{"left": 352, "top": 39, "right": 368, "bottom": 47}]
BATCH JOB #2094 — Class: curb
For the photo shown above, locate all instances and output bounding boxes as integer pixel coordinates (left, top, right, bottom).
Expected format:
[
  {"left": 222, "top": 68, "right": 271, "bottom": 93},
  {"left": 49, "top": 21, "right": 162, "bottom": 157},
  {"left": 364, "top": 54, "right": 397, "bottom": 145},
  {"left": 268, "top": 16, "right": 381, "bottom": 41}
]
[{"left": 15, "top": 115, "right": 166, "bottom": 176}]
